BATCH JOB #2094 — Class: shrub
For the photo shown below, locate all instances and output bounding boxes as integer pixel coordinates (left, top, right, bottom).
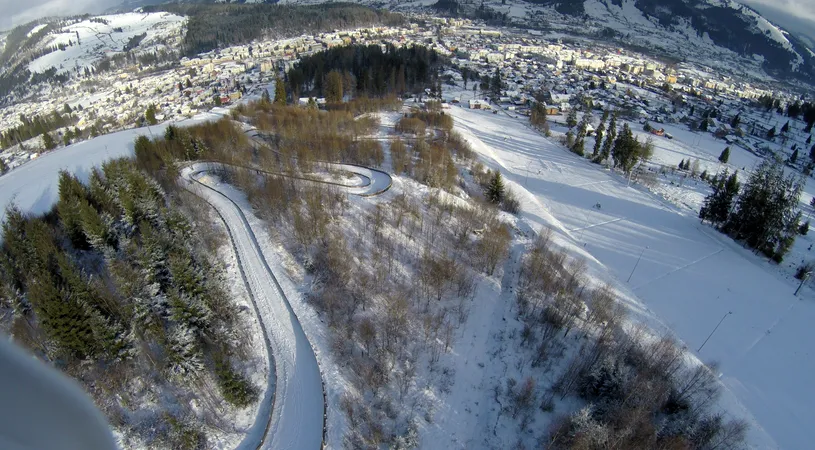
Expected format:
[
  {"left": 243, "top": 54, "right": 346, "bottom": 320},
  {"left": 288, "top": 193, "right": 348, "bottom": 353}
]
[{"left": 214, "top": 354, "right": 258, "bottom": 407}]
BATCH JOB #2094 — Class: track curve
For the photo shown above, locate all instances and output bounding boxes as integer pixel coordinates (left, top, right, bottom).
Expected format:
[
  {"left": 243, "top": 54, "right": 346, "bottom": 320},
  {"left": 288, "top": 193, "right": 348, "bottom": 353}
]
[{"left": 180, "top": 160, "right": 391, "bottom": 449}]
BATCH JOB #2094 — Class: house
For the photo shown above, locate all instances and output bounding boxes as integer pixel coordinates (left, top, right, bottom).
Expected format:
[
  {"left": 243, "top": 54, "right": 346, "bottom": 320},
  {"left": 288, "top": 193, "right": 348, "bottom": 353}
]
[
  {"left": 469, "top": 99, "right": 491, "bottom": 110},
  {"left": 650, "top": 128, "right": 665, "bottom": 137}
]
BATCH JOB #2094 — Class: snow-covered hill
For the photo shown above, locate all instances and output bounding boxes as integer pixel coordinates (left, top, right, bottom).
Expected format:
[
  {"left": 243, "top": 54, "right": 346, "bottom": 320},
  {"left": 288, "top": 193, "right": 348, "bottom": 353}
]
[
  {"left": 529, "top": 0, "right": 814, "bottom": 79},
  {"left": 25, "top": 12, "right": 185, "bottom": 74}
]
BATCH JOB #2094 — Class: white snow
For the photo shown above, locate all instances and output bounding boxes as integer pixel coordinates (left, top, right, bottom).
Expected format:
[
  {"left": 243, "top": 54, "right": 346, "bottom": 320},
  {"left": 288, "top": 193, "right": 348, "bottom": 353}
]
[
  {"left": 0, "top": 114, "right": 220, "bottom": 224},
  {"left": 446, "top": 104, "right": 814, "bottom": 449},
  {"left": 27, "top": 12, "right": 185, "bottom": 74},
  {"left": 27, "top": 24, "right": 48, "bottom": 38},
  {"left": 182, "top": 163, "right": 324, "bottom": 450}
]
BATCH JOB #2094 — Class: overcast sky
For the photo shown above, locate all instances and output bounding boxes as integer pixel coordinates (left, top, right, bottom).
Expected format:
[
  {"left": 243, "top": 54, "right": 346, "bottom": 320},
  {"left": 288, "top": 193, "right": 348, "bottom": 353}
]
[{"left": 1, "top": 0, "right": 814, "bottom": 43}]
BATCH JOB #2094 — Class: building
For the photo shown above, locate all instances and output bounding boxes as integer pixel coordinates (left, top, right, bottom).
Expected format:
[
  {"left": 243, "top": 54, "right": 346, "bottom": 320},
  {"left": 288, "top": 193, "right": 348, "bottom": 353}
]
[{"left": 469, "top": 99, "right": 491, "bottom": 110}]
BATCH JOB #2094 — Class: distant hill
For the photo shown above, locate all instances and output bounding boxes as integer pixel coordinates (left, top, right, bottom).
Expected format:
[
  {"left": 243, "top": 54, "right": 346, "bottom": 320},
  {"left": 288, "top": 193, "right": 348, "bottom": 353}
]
[{"left": 519, "top": 0, "right": 815, "bottom": 81}]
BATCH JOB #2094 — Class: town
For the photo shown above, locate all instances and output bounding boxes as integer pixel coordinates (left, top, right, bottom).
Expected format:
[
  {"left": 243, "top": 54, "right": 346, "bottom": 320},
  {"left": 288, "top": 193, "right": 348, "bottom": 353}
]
[{"left": 0, "top": 11, "right": 806, "bottom": 173}]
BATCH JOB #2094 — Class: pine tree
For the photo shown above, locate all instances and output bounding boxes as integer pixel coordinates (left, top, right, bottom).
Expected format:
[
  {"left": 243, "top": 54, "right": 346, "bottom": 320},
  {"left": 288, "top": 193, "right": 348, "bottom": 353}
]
[
  {"left": 724, "top": 159, "right": 803, "bottom": 261},
  {"left": 781, "top": 121, "right": 790, "bottom": 133},
  {"left": 718, "top": 147, "right": 730, "bottom": 164},
  {"left": 566, "top": 108, "right": 578, "bottom": 128},
  {"left": 790, "top": 148, "right": 799, "bottom": 164},
  {"left": 42, "top": 132, "right": 56, "bottom": 150},
  {"left": 486, "top": 170, "right": 505, "bottom": 204},
  {"left": 274, "top": 76, "right": 286, "bottom": 105},
  {"left": 145, "top": 104, "right": 158, "bottom": 125},
  {"left": 530, "top": 102, "right": 548, "bottom": 129},
  {"left": 490, "top": 68, "right": 502, "bottom": 98},
  {"left": 678, "top": 159, "right": 686, "bottom": 170},
  {"left": 767, "top": 127, "right": 776, "bottom": 140},
  {"left": 601, "top": 114, "right": 616, "bottom": 161},
  {"left": 260, "top": 88, "right": 271, "bottom": 105},
  {"left": 810, "top": 144, "right": 815, "bottom": 163},
  {"left": 166, "top": 324, "right": 203, "bottom": 375},
  {"left": 611, "top": 123, "right": 639, "bottom": 172},
  {"left": 700, "top": 119, "right": 709, "bottom": 132},
  {"left": 57, "top": 171, "right": 90, "bottom": 249},
  {"left": 730, "top": 114, "right": 741, "bottom": 128},
  {"left": 592, "top": 122, "right": 605, "bottom": 159},
  {"left": 325, "top": 70, "right": 344, "bottom": 103},
  {"left": 699, "top": 171, "right": 739, "bottom": 227}
]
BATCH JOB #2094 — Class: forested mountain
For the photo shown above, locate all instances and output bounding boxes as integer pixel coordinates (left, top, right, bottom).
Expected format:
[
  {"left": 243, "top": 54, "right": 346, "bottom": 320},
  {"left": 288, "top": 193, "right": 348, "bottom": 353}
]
[{"left": 143, "top": 3, "right": 406, "bottom": 56}]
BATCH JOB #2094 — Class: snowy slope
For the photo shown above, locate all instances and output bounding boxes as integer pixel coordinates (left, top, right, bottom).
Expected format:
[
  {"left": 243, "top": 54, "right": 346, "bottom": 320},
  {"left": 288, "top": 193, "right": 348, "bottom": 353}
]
[
  {"left": 27, "top": 12, "right": 185, "bottom": 74},
  {"left": 448, "top": 104, "right": 815, "bottom": 449},
  {"left": 0, "top": 115, "right": 223, "bottom": 224}
]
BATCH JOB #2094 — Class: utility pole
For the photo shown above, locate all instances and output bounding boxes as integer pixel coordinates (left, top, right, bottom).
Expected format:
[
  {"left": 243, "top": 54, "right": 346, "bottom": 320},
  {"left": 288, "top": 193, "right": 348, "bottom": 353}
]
[
  {"left": 697, "top": 311, "right": 732, "bottom": 353},
  {"left": 795, "top": 271, "right": 812, "bottom": 297},
  {"left": 627, "top": 245, "right": 648, "bottom": 283}
]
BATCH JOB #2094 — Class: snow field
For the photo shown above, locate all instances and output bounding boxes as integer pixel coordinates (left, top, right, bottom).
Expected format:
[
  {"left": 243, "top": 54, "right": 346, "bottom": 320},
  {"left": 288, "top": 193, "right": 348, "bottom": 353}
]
[{"left": 448, "top": 104, "right": 813, "bottom": 448}]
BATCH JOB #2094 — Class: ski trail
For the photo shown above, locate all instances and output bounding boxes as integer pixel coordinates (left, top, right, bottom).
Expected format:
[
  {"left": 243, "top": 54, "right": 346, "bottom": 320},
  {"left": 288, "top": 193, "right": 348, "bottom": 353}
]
[
  {"left": 633, "top": 249, "right": 724, "bottom": 290},
  {"left": 570, "top": 180, "right": 613, "bottom": 188},
  {"left": 568, "top": 217, "right": 625, "bottom": 232}
]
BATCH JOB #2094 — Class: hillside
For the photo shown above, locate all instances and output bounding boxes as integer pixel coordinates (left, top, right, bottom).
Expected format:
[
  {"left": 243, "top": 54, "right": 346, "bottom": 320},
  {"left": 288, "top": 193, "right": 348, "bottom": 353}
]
[{"left": 506, "top": 0, "right": 815, "bottom": 81}]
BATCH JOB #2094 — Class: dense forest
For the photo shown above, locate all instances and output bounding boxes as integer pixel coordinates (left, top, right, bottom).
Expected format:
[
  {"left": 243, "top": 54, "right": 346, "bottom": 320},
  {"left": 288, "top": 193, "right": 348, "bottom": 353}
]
[
  {"left": 0, "top": 158, "right": 259, "bottom": 448},
  {"left": 144, "top": 3, "right": 406, "bottom": 56},
  {"left": 287, "top": 44, "right": 445, "bottom": 100}
]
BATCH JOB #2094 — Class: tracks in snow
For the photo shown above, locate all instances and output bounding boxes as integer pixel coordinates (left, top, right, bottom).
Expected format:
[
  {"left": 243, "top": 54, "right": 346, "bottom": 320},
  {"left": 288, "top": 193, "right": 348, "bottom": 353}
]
[{"left": 180, "top": 161, "right": 392, "bottom": 449}]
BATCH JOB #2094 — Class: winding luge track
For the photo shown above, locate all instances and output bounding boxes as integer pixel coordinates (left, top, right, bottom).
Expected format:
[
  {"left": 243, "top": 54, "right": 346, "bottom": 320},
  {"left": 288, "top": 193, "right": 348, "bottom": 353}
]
[{"left": 180, "top": 161, "right": 391, "bottom": 449}]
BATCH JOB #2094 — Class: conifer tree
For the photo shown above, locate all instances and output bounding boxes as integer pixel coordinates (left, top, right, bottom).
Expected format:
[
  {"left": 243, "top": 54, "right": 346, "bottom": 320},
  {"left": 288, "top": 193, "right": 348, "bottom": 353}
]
[
  {"left": 486, "top": 170, "right": 505, "bottom": 204},
  {"left": 790, "top": 148, "right": 799, "bottom": 164},
  {"left": 593, "top": 122, "right": 605, "bottom": 159},
  {"left": 699, "top": 171, "right": 739, "bottom": 227},
  {"left": 767, "top": 126, "right": 777, "bottom": 140},
  {"left": 42, "top": 132, "right": 56, "bottom": 150},
  {"left": 601, "top": 114, "right": 616, "bottom": 161},
  {"left": 724, "top": 159, "right": 803, "bottom": 261},
  {"left": 145, "top": 104, "right": 158, "bottom": 126},
  {"left": 260, "top": 88, "right": 271, "bottom": 105},
  {"left": 730, "top": 114, "right": 741, "bottom": 128},
  {"left": 274, "top": 76, "right": 286, "bottom": 105},
  {"left": 566, "top": 108, "right": 578, "bottom": 129},
  {"left": 781, "top": 121, "right": 790, "bottom": 133},
  {"left": 718, "top": 147, "right": 730, "bottom": 164}
]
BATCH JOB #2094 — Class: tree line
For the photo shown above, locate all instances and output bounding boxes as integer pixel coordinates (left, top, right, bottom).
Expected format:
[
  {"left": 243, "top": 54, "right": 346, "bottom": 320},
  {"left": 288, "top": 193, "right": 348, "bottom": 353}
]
[
  {"left": 0, "top": 109, "right": 78, "bottom": 149},
  {"left": 145, "top": 3, "right": 406, "bottom": 57},
  {"left": 0, "top": 159, "right": 259, "bottom": 448},
  {"left": 700, "top": 158, "right": 804, "bottom": 262},
  {"left": 287, "top": 44, "right": 444, "bottom": 101}
]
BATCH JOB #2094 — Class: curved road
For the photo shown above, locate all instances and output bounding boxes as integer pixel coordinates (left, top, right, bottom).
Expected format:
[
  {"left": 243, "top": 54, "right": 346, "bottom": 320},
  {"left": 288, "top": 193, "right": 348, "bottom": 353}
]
[{"left": 181, "top": 161, "right": 391, "bottom": 449}]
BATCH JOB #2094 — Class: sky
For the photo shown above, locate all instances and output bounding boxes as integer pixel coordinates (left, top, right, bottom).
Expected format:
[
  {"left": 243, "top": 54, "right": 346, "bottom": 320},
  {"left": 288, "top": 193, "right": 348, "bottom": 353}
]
[
  {"left": 741, "top": 0, "right": 815, "bottom": 44},
  {"left": 0, "top": 0, "right": 814, "bottom": 44}
]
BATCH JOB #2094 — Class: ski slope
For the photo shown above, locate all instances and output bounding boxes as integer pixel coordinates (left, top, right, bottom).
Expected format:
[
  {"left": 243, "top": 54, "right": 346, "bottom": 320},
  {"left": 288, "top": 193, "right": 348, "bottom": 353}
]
[{"left": 448, "top": 105, "right": 813, "bottom": 449}]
